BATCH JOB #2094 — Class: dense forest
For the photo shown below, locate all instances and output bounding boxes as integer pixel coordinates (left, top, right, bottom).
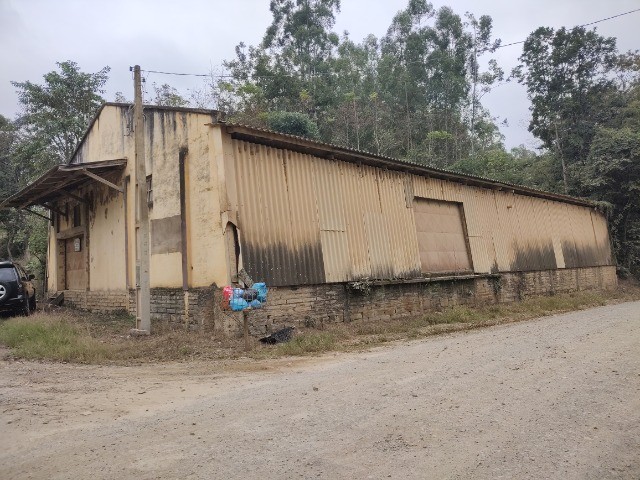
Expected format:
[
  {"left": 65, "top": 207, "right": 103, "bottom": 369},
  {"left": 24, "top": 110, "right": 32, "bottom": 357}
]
[{"left": 1, "top": 0, "right": 639, "bottom": 279}]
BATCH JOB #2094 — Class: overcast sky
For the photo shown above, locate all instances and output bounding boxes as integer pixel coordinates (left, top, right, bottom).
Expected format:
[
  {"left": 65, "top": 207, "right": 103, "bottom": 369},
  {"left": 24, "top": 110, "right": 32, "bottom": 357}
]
[{"left": 1, "top": 0, "right": 638, "bottom": 149}]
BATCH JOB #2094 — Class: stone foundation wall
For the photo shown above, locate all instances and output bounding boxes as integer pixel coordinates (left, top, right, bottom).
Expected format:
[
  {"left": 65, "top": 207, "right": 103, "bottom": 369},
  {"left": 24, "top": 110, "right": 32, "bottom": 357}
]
[
  {"left": 61, "top": 290, "right": 129, "bottom": 313},
  {"left": 241, "top": 265, "right": 617, "bottom": 336},
  {"left": 146, "top": 288, "right": 216, "bottom": 326},
  {"left": 58, "top": 265, "right": 617, "bottom": 334}
]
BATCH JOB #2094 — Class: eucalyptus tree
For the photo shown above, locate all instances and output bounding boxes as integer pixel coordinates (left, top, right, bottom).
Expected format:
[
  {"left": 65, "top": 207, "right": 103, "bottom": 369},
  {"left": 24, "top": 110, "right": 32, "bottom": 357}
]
[
  {"left": 513, "top": 26, "right": 618, "bottom": 193},
  {"left": 377, "top": 2, "right": 501, "bottom": 165}
]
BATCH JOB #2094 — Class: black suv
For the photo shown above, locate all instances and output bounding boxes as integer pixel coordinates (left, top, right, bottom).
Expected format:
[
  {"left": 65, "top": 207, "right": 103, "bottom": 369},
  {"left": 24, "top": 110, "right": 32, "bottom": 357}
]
[{"left": 0, "top": 261, "right": 36, "bottom": 316}]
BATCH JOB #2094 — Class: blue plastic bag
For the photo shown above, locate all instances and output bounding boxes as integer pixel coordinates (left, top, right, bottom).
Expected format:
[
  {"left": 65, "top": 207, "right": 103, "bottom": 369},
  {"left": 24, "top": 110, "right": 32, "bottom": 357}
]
[
  {"left": 253, "top": 282, "right": 268, "bottom": 302},
  {"left": 249, "top": 299, "right": 263, "bottom": 309},
  {"left": 230, "top": 297, "right": 249, "bottom": 311}
]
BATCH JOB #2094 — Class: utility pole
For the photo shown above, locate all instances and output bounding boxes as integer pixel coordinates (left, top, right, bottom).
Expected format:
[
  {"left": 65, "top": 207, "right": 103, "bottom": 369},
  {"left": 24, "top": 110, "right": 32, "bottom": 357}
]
[{"left": 133, "top": 65, "right": 151, "bottom": 332}]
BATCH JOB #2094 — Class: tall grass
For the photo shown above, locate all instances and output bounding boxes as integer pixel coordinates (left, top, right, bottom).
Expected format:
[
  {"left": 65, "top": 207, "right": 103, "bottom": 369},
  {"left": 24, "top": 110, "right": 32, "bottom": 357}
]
[{"left": 0, "top": 316, "right": 108, "bottom": 362}]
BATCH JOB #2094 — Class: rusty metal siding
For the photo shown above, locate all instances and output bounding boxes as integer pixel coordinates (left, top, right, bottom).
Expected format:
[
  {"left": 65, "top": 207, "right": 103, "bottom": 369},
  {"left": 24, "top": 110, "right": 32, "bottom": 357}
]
[
  {"left": 234, "top": 141, "right": 325, "bottom": 286},
  {"left": 413, "top": 198, "right": 472, "bottom": 273},
  {"left": 231, "top": 138, "right": 614, "bottom": 286},
  {"left": 590, "top": 210, "right": 613, "bottom": 266}
]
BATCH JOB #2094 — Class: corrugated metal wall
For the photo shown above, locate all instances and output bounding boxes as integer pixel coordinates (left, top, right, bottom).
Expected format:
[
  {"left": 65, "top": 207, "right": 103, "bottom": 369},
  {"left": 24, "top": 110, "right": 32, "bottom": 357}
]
[{"left": 232, "top": 139, "right": 613, "bottom": 286}]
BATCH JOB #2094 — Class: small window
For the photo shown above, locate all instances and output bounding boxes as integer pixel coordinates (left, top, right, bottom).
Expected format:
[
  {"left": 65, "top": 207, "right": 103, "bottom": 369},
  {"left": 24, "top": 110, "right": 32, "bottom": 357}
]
[
  {"left": 73, "top": 204, "right": 82, "bottom": 227},
  {"left": 146, "top": 175, "right": 153, "bottom": 207}
]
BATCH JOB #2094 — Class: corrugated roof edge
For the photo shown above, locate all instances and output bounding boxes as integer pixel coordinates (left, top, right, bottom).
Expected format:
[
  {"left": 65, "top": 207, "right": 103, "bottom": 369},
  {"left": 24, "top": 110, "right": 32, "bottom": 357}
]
[
  {"left": 66, "top": 102, "right": 223, "bottom": 165},
  {"left": 66, "top": 103, "right": 594, "bottom": 208},
  {"left": 218, "top": 121, "right": 596, "bottom": 208}
]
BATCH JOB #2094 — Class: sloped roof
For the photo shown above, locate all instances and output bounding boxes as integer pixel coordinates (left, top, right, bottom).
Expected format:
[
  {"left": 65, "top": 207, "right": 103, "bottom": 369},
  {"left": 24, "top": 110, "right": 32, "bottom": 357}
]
[
  {"left": 220, "top": 122, "right": 595, "bottom": 208},
  {"left": 0, "top": 159, "right": 127, "bottom": 209}
]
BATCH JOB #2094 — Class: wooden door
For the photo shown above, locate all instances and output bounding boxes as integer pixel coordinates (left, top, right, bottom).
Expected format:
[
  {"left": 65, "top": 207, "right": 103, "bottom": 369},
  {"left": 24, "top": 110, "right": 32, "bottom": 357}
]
[{"left": 65, "top": 236, "right": 86, "bottom": 290}]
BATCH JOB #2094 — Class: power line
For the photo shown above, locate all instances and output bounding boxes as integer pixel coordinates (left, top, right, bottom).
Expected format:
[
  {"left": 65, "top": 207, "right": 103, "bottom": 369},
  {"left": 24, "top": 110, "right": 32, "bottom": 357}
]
[
  {"left": 493, "top": 7, "right": 640, "bottom": 50},
  {"left": 143, "top": 69, "right": 212, "bottom": 77},
  {"left": 141, "top": 7, "right": 640, "bottom": 79}
]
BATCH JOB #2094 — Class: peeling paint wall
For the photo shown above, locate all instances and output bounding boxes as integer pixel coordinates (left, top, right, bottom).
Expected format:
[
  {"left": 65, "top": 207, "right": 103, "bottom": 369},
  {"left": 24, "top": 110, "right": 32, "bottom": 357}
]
[
  {"left": 47, "top": 104, "right": 229, "bottom": 298},
  {"left": 88, "top": 183, "right": 127, "bottom": 291},
  {"left": 227, "top": 136, "right": 613, "bottom": 286},
  {"left": 144, "top": 108, "right": 225, "bottom": 288}
]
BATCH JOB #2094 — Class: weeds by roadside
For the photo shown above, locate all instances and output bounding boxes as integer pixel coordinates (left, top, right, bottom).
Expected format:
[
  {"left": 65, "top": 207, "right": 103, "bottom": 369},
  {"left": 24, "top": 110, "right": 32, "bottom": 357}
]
[{"left": 1, "top": 283, "right": 638, "bottom": 365}]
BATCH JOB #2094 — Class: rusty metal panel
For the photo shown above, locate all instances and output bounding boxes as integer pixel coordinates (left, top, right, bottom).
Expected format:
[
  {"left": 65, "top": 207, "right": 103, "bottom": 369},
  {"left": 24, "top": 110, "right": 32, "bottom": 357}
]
[
  {"left": 563, "top": 203, "right": 610, "bottom": 268},
  {"left": 364, "top": 211, "right": 394, "bottom": 278},
  {"left": 507, "top": 194, "right": 556, "bottom": 271},
  {"left": 455, "top": 186, "right": 492, "bottom": 273},
  {"left": 320, "top": 230, "right": 350, "bottom": 282},
  {"left": 231, "top": 137, "right": 613, "bottom": 286},
  {"left": 546, "top": 199, "right": 566, "bottom": 269},
  {"left": 376, "top": 169, "right": 421, "bottom": 277},
  {"left": 491, "top": 190, "right": 517, "bottom": 271},
  {"left": 592, "top": 210, "right": 613, "bottom": 265},
  {"left": 339, "top": 163, "right": 378, "bottom": 279},
  {"left": 313, "top": 156, "right": 351, "bottom": 281},
  {"left": 234, "top": 140, "right": 325, "bottom": 286},
  {"left": 413, "top": 198, "right": 472, "bottom": 273},
  {"left": 283, "top": 149, "right": 326, "bottom": 284}
]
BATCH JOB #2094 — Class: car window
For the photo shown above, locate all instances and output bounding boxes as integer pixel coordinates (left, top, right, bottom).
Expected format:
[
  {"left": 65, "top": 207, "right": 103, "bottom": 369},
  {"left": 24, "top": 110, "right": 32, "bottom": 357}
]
[{"left": 0, "top": 267, "right": 17, "bottom": 282}]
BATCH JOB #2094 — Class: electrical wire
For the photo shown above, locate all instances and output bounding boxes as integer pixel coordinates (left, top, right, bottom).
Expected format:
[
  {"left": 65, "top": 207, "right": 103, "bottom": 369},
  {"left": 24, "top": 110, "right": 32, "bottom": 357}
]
[
  {"left": 140, "top": 7, "right": 640, "bottom": 79},
  {"left": 492, "top": 7, "right": 640, "bottom": 50}
]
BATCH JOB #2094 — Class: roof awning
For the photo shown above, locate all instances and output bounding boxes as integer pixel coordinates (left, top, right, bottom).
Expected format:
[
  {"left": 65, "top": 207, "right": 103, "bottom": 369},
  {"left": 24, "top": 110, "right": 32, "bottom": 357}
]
[{"left": 0, "top": 159, "right": 127, "bottom": 210}]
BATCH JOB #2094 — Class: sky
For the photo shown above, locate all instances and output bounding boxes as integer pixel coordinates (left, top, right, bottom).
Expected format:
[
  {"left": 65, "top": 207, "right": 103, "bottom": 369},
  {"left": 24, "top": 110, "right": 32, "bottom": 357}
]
[{"left": 0, "top": 0, "right": 638, "bottom": 149}]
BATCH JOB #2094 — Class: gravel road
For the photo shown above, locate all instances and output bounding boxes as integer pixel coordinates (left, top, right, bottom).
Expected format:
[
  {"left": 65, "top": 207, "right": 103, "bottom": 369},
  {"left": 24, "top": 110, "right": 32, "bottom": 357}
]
[{"left": 1, "top": 301, "right": 639, "bottom": 479}]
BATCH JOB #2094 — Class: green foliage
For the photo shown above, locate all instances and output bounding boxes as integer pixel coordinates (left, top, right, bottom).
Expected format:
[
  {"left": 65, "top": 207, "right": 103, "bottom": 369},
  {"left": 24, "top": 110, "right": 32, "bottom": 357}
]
[
  {"left": 513, "top": 26, "right": 618, "bottom": 191},
  {"left": 0, "top": 316, "right": 108, "bottom": 362},
  {"left": 152, "top": 83, "right": 189, "bottom": 107},
  {"left": 265, "top": 111, "right": 320, "bottom": 139},
  {"left": 580, "top": 127, "right": 640, "bottom": 275},
  {"left": 12, "top": 60, "right": 110, "bottom": 164},
  {"left": 451, "top": 146, "right": 561, "bottom": 192},
  {"left": 2, "top": 62, "right": 108, "bottom": 263},
  {"left": 218, "top": 1, "right": 502, "bottom": 163}
]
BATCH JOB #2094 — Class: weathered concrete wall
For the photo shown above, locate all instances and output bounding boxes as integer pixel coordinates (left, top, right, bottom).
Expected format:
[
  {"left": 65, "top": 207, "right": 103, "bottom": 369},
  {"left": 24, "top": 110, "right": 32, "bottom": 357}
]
[
  {"left": 88, "top": 183, "right": 127, "bottom": 291},
  {"left": 143, "top": 108, "right": 226, "bottom": 289}
]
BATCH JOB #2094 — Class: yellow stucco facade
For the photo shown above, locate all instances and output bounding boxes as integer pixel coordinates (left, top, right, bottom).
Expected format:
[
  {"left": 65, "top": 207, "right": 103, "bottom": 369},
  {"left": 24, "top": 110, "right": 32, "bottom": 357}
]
[{"left": 47, "top": 105, "right": 232, "bottom": 298}]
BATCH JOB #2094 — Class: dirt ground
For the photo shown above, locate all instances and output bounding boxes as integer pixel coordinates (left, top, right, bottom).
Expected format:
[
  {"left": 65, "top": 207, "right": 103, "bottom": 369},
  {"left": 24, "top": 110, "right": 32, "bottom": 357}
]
[{"left": 1, "top": 301, "right": 639, "bottom": 480}]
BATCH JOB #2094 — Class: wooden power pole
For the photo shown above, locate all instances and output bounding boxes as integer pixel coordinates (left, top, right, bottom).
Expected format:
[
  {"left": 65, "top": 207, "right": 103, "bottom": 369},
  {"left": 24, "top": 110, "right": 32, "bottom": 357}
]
[{"left": 133, "top": 65, "right": 151, "bottom": 332}]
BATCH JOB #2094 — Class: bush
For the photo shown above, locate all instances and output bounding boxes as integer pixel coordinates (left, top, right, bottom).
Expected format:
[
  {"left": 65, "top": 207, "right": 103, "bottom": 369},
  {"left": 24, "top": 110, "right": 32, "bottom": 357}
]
[{"left": 265, "top": 111, "right": 320, "bottom": 139}]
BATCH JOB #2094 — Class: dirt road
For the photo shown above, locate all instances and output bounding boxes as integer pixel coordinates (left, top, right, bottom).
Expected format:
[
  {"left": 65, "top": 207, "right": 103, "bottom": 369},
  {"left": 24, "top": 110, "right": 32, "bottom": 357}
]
[{"left": 1, "top": 301, "right": 639, "bottom": 479}]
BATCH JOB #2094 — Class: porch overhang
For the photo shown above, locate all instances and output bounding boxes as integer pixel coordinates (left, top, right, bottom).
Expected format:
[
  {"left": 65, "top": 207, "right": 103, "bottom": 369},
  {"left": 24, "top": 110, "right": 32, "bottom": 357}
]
[{"left": 0, "top": 159, "right": 127, "bottom": 211}]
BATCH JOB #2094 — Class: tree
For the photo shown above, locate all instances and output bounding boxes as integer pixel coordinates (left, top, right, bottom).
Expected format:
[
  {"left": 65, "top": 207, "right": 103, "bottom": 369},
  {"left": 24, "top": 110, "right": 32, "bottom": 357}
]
[
  {"left": 580, "top": 127, "right": 640, "bottom": 276},
  {"left": 464, "top": 12, "right": 503, "bottom": 158},
  {"left": 512, "top": 27, "right": 618, "bottom": 193},
  {"left": 152, "top": 83, "right": 189, "bottom": 107},
  {"left": 377, "top": 3, "right": 502, "bottom": 164},
  {"left": 12, "top": 61, "right": 110, "bottom": 164}
]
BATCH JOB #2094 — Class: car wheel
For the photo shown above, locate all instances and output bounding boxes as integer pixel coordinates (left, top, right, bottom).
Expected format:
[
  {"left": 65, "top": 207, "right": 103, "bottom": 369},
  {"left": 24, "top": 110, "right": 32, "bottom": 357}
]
[
  {"left": 0, "top": 282, "right": 9, "bottom": 304},
  {"left": 29, "top": 295, "right": 36, "bottom": 312}
]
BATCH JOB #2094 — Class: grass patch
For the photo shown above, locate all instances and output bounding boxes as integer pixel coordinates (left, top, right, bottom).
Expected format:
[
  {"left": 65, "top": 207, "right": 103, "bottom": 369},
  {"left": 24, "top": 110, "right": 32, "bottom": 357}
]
[
  {"left": 0, "top": 316, "right": 108, "bottom": 363},
  {"left": 255, "top": 332, "right": 337, "bottom": 358},
  {"left": 0, "top": 283, "right": 638, "bottom": 365}
]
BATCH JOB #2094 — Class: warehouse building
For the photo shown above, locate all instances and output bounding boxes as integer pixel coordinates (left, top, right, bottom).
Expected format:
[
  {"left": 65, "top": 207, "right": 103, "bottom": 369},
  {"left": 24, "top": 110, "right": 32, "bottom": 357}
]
[{"left": 1, "top": 103, "right": 616, "bottom": 334}]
